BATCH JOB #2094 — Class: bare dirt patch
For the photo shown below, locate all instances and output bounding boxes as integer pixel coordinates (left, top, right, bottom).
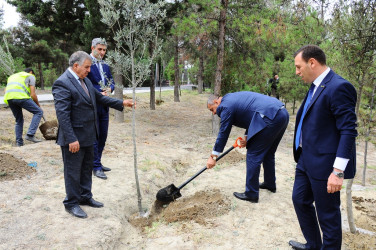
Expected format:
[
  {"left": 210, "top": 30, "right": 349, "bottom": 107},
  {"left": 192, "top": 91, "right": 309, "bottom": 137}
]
[
  {"left": 129, "top": 189, "right": 231, "bottom": 230},
  {"left": 0, "top": 90, "right": 375, "bottom": 249},
  {"left": 0, "top": 152, "right": 36, "bottom": 181}
]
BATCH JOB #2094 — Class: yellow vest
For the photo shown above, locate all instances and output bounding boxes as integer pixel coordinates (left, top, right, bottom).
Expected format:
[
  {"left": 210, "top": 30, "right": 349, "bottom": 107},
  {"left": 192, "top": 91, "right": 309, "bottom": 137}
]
[{"left": 4, "top": 72, "right": 33, "bottom": 105}]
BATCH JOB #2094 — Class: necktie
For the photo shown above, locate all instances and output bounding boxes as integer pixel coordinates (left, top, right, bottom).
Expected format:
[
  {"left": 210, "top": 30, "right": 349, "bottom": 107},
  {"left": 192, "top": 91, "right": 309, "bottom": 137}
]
[
  {"left": 97, "top": 62, "right": 105, "bottom": 84},
  {"left": 80, "top": 79, "right": 90, "bottom": 97},
  {"left": 295, "top": 83, "right": 315, "bottom": 150}
]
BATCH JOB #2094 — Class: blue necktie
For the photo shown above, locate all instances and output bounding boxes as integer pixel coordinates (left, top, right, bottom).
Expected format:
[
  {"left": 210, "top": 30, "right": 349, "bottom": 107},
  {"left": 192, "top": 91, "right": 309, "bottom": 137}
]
[{"left": 295, "top": 83, "right": 315, "bottom": 150}]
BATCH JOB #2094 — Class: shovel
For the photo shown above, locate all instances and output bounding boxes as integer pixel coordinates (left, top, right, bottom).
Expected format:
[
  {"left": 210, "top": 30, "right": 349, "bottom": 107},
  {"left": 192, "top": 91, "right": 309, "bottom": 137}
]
[{"left": 156, "top": 137, "right": 243, "bottom": 202}]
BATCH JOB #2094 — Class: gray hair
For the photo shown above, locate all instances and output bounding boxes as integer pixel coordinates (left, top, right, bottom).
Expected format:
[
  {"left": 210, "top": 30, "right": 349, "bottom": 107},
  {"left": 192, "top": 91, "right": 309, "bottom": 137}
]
[
  {"left": 68, "top": 51, "right": 92, "bottom": 67},
  {"left": 207, "top": 94, "right": 220, "bottom": 105},
  {"left": 92, "top": 38, "right": 108, "bottom": 48}
]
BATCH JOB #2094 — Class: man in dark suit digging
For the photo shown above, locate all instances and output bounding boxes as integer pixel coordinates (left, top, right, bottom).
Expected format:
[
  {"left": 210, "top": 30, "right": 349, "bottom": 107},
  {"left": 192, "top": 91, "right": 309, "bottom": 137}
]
[{"left": 206, "top": 92, "right": 289, "bottom": 203}]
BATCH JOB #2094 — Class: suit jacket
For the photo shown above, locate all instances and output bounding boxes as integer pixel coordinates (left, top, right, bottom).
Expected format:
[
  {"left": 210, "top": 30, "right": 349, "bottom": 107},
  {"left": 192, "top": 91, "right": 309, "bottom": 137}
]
[
  {"left": 293, "top": 69, "right": 357, "bottom": 180},
  {"left": 52, "top": 69, "right": 123, "bottom": 147},
  {"left": 87, "top": 62, "right": 115, "bottom": 93},
  {"left": 214, "top": 91, "right": 284, "bottom": 153}
]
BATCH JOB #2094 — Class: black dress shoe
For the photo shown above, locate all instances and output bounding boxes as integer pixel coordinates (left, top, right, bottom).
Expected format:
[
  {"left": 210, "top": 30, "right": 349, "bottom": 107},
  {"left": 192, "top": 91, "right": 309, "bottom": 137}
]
[
  {"left": 65, "top": 205, "right": 87, "bottom": 218},
  {"left": 80, "top": 198, "right": 104, "bottom": 208},
  {"left": 288, "top": 240, "right": 310, "bottom": 250},
  {"left": 259, "top": 182, "right": 276, "bottom": 193},
  {"left": 93, "top": 169, "right": 107, "bottom": 179},
  {"left": 101, "top": 165, "right": 111, "bottom": 172},
  {"left": 233, "top": 192, "right": 258, "bottom": 203}
]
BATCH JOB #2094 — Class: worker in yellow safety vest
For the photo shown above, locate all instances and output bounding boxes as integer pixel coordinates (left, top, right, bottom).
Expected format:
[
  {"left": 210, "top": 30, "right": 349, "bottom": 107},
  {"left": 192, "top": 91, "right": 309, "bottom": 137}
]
[{"left": 4, "top": 68, "right": 43, "bottom": 146}]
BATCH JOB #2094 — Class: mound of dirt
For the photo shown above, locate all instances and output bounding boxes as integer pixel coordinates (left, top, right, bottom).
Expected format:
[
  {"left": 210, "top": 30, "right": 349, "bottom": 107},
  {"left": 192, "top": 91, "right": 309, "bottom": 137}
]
[
  {"left": 344, "top": 231, "right": 376, "bottom": 249},
  {"left": 352, "top": 196, "right": 376, "bottom": 232},
  {"left": 0, "top": 152, "right": 36, "bottom": 181},
  {"left": 128, "top": 189, "right": 231, "bottom": 230}
]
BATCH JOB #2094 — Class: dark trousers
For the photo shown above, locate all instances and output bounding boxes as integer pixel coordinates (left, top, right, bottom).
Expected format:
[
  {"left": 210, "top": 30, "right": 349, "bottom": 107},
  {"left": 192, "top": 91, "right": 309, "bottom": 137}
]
[
  {"left": 61, "top": 145, "right": 94, "bottom": 208},
  {"left": 245, "top": 108, "right": 289, "bottom": 198},
  {"left": 8, "top": 98, "right": 43, "bottom": 145},
  {"left": 93, "top": 104, "right": 109, "bottom": 169},
  {"left": 292, "top": 155, "right": 342, "bottom": 250}
]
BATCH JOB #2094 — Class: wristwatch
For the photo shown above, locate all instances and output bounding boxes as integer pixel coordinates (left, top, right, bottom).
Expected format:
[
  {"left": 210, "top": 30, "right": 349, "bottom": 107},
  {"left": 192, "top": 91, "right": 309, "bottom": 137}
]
[
  {"left": 211, "top": 155, "right": 218, "bottom": 161},
  {"left": 332, "top": 170, "right": 344, "bottom": 178}
]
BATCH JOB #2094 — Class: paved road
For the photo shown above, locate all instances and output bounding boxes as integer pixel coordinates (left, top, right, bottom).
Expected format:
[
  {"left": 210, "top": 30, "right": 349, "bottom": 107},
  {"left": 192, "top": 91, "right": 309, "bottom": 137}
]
[{"left": 0, "top": 85, "right": 196, "bottom": 107}]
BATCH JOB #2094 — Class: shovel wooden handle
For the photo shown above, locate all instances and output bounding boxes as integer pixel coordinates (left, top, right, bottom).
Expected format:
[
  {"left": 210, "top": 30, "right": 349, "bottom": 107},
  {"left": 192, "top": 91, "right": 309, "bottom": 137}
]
[{"left": 177, "top": 137, "right": 242, "bottom": 190}]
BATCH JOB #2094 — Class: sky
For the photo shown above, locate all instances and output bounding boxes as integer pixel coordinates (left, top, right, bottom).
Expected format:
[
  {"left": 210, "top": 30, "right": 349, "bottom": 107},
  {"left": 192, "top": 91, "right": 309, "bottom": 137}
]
[{"left": 0, "top": 0, "right": 20, "bottom": 28}]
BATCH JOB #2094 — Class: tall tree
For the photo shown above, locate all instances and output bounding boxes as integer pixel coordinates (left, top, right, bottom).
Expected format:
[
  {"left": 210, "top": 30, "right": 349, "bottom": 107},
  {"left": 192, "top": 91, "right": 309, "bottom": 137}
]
[
  {"left": 6, "top": 23, "right": 68, "bottom": 86},
  {"left": 81, "top": 0, "right": 110, "bottom": 47},
  {"left": 211, "top": 0, "right": 228, "bottom": 136},
  {"left": 29, "top": 39, "right": 54, "bottom": 89},
  {"left": 214, "top": 0, "right": 228, "bottom": 96},
  {"left": 173, "top": 34, "right": 180, "bottom": 102},
  {"left": 8, "top": 0, "right": 87, "bottom": 53},
  {"left": 99, "top": 0, "right": 165, "bottom": 215},
  {"left": 0, "top": 35, "right": 15, "bottom": 78}
]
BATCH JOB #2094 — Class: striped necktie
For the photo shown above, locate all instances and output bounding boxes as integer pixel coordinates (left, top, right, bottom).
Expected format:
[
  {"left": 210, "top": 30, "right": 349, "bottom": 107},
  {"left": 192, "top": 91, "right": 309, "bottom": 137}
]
[{"left": 80, "top": 78, "right": 90, "bottom": 97}]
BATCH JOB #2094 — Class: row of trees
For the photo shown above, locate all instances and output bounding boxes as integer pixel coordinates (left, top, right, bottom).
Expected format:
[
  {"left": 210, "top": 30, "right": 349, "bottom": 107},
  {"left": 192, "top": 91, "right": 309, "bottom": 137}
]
[{"left": 0, "top": 0, "right": 375, "bottom": 225}]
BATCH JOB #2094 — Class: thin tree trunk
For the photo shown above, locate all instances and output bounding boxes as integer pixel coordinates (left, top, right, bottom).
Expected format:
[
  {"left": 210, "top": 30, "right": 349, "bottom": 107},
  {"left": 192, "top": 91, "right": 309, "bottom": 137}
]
[
  {"left": 198, "top": 52, "right": 204, "bottom": 94},
  {"left": 174, "top": 35, "right": 180, "bottom": 102},
  {"left": 355, "top": 71, "right": 366, "bottom": 115},
  {"left": 363, "top": 140, "right": 368, "bottom": 186},
  {"left": 159, "top": 61, "right": 164, "bottom": 101},
  {"left": 212, "top": 0, "right": 228, "bottom": 136},
  {"left": 114, "top": 73, "right": 124, "bottom": 123},
  {"left": 154, "top": 62, "right": 159, "bottom": 104},
  {"left": 346, "top": 179, "right": 357, "bottom": 233},
  {"left": 150, "top": 63, "right": 156, "bottom": 110},
  {"left": 293, "top": 98, "right": 296, "bottom": 115},
  {"left": 131, "top": 51, "right": 143, "bottom": 215},
  {"left": 214, "top": 0, "right": 227, "bottom": 97},
  {"left": 149, "top": 42, "right": 156, "bottom": 110},
  {"left": 38, "top": 62, "right": 45, "bottom": 90}
]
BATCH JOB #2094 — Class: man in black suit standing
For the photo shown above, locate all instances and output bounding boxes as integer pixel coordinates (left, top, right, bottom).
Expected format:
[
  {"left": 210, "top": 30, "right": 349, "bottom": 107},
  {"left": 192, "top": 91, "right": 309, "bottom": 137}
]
[{"left": 52, "top": 51, "right": 134, "bottom": 218}]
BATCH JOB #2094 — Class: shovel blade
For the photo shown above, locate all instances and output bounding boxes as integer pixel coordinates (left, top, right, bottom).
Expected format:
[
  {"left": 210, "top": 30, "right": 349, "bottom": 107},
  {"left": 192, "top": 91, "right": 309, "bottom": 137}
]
[
  {"left": 39, "top": 120, "right": 58, "bottom": 140},
  {"left": 156, "top": 184, "right": 182, "bottom": 202}
]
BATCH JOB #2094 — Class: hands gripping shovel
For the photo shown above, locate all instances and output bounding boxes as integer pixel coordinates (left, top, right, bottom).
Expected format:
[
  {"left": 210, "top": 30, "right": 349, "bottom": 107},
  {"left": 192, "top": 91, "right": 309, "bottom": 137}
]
[{"left": 156, "top": 137, "right": 244, "bottom": 202}]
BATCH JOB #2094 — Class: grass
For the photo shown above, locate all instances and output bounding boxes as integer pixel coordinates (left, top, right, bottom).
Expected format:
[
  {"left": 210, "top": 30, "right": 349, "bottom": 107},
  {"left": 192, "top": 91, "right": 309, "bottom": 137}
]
[
  {"left": 139, "top": 159, "right": 167, "bottom": 173},
  {"left": 145, "top": 221, "right": 162, "bottom": 235}
]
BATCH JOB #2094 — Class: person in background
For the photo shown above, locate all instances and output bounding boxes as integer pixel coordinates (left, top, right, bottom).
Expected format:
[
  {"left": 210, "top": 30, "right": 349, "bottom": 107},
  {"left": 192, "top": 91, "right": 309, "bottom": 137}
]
[
  {"left": 270, "top": 74, "right": 279, "bottom": 100},
  {"left": 87, "top": 38, "right": 115, "bottom": 180},
  {"left": 52, "top": 51, "right": 134, "bottom": 219},
  {"left": 289, "top": 45, "right": 357, "bottom": 250},
  {"left": 4, "top": 68, "right": 43, "bottom": 146},
  {"left": 206, "top": 91, "right": 289, "bottom": 203}
]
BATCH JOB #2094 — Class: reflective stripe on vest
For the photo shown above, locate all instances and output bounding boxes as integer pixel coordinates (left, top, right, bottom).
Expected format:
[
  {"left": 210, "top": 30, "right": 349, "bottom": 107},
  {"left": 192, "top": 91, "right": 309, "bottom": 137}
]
[{"left": 4, "top": 72, "right": 32, "bottom": 105}]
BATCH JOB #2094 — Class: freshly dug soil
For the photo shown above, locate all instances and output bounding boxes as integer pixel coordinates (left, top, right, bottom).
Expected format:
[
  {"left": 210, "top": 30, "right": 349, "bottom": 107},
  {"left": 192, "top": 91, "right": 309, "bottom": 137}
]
[
  {"left": 0, "top": 152, "right": 36, "bottom": 181},
  {"left": 128, "top": 189, "right": 231, "bottom": 230}
]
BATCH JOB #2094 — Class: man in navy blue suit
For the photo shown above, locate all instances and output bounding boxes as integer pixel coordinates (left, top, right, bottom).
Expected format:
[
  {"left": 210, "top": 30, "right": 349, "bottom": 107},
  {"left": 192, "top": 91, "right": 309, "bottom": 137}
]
[
  {"left": 87, "top": 38, "right": 116, "bottom": 180},
  {"left": 206, "top": 92, "right": 289, "bottom": 203},
  {"left": 289, "top": 45, "right": 357, "bottom": 249}
]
